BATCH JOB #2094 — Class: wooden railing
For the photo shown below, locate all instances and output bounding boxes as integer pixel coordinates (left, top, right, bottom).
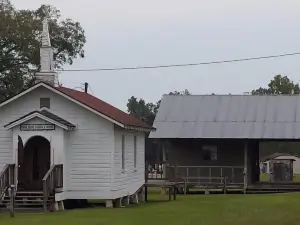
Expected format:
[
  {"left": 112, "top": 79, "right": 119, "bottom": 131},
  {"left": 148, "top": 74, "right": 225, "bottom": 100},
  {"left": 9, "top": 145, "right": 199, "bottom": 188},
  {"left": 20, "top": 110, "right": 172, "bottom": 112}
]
[
  {"left": 0, "top": 164, "right": 15, "bottom": 200},
  {"left": 176, "top": 166, "right": 245, "bottom": 185},
  {"left": 42, "top": 164, "right": 63, "bottom": 212}
]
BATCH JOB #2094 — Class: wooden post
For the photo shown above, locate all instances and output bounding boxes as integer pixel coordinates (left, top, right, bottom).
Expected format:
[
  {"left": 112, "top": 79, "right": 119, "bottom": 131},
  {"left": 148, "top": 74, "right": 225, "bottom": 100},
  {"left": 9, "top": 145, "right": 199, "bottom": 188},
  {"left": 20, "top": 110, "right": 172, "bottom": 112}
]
[
  {"left": 8, "top": 166, "right": 12, "bottom": 186},
  {"left": 173, "top": 185, "right": 176, "bottom": 200},
  {"left": 223, "top": 177, "right": 227, "bottom": 194},
  {"left": 187, "top": 167, "right": 189, "bottom": 182},
  {"left": 173, "top": 163, "right": 177, "bottom": 200},
  {"left": 185, "top": 167, "right": 189, "bottom": 194},
  {"left": 162, "top": 144, "right": 166, "bottom": 179},
  {"left": 9, "top": 185, "right": 15, "bottom": 218},
  {"left": 243, "top": 141, "right": 248, "bottom": 194},
  {"left": 221, "top": 167, "right": 223, "bottom": 179},
  {"left": 144, "top": 160, "right": 148, "bottom": 202},
  {"left": 168, "top": 187, "right": 172, "bottom": 200},
  {"left": 174, "top": 163, "right": 177, "bottom": 182},
  {"left": 145, "top": 161, "right": 148, "bottom": 183},
  {"left": 145, "top": 186, "right": 148, "bottom": 202}
]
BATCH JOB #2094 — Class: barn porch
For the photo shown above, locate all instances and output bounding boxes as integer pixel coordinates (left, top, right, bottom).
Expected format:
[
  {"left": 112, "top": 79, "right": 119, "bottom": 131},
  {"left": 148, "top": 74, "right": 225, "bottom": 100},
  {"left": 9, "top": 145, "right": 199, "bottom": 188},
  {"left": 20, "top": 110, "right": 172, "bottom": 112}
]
[{"left": 145, "top": 138, "right": 300, "bottom": 194}]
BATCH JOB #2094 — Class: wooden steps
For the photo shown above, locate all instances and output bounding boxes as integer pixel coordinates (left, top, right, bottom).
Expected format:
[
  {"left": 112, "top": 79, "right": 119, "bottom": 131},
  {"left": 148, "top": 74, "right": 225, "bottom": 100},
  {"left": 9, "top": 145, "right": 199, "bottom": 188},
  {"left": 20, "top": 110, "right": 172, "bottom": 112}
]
[{"left": 0, "top": 191, "right": 54, "bottom": 212}]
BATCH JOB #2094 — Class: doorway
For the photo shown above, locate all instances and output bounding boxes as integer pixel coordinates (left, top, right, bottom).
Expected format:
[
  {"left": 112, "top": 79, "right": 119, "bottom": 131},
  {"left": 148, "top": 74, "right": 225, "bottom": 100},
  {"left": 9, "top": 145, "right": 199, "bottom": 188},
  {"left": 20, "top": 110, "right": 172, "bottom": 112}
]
[{"left": 18, "top": 136, "right": 51, "bottom": 190}]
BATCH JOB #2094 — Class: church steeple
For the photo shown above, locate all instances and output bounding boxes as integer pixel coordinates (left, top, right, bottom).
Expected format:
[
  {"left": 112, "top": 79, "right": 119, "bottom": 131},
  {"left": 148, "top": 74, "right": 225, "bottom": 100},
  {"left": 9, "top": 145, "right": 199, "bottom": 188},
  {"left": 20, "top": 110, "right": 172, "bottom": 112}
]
[{"left": 36, "top": 19, "right": 58, "bottom": 86}]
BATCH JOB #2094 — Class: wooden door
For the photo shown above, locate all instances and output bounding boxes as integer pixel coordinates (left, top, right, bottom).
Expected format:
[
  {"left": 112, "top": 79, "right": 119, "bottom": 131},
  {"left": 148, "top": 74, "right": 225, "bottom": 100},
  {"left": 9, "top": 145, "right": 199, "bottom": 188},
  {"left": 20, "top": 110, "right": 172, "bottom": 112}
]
[{"left": 17, "top": 136, "right": 26, "bottom": 190}]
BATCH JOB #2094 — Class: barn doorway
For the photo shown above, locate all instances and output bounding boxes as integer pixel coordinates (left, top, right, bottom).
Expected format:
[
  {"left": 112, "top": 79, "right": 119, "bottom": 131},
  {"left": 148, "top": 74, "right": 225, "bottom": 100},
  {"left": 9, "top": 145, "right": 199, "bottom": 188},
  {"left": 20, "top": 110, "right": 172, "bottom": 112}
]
[{"left": 18, "top": 136, "right": 51, "bottom": 190}]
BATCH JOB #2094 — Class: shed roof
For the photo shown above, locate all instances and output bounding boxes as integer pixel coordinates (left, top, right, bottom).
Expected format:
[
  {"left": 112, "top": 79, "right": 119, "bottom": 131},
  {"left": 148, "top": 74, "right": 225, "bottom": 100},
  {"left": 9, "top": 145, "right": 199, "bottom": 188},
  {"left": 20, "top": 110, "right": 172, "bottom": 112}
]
[
  {"left": 260, "top": 153, "right": 295, "bottom": 162},
  {"left": 149, "top": 95, "right": 300, "bottom": 139}
]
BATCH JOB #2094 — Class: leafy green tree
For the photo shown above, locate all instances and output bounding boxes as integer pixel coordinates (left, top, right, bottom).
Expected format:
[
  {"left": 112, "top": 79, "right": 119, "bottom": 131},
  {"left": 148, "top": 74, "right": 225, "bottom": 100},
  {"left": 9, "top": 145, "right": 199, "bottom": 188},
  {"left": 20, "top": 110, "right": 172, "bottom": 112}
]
[
  {"left": 127, "top": 90, "right": 191, "bottom": 125},
  {"left": 126, "top": 96, "right": 157, "bottom": 126},
  {"left": 252, "top": 75, "right": 300, "bottom": 95},
  {"left": 0, "top": 0, "right": 86, "bottom": 101},
  {"left": 168, "top": 89, "right": 191, "bottom": 96}
]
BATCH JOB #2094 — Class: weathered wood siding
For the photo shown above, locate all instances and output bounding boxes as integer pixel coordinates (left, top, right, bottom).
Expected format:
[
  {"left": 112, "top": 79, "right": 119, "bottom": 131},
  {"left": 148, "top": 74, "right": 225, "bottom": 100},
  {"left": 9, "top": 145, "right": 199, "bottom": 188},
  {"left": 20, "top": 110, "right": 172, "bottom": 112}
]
[
  {"left": 112, "top": 127, "right": 145, "bottom": 198},
  {"left": 166, "top": 139, "right": 247, "bottom": 183}
]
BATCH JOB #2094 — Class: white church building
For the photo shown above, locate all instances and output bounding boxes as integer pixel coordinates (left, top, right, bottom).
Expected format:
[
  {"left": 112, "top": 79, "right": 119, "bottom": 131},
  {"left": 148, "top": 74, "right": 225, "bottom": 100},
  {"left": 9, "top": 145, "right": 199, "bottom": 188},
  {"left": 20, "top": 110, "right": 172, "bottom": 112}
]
[{"left": 0, "top": 20, "right": 153, "bottom": 211}]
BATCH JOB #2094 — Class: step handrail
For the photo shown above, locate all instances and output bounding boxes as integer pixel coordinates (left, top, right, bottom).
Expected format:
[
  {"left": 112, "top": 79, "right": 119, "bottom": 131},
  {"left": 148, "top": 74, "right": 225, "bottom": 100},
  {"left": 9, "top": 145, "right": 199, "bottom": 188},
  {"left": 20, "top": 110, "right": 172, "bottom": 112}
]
[
  {"left": 42, "top": 164, "right": 63, "bottom": 212},
  {"left": 0, "top": 164, "right": 15, "bottom": 201}
]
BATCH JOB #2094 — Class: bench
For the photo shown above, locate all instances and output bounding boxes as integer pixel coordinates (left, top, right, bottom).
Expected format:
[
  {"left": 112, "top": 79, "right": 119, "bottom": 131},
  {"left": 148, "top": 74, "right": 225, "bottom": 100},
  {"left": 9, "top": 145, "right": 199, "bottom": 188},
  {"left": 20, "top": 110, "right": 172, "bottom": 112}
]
[{"left": 182, "top": 176, "right": 228, "bottom": 194}]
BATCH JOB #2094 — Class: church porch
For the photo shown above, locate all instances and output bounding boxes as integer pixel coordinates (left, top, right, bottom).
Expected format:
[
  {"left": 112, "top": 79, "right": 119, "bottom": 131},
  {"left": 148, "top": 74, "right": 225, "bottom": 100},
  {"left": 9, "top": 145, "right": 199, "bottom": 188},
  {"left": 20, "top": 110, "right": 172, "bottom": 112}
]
[{"left": 0, "top": 108, "right": 75, "bottom": 211}]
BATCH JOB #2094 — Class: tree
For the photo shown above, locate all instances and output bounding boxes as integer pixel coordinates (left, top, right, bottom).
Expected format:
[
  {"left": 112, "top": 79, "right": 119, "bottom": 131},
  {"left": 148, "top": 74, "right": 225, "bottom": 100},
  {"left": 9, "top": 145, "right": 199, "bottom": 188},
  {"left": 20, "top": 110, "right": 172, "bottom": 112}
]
[
  {"left": 127, "top": 89, "right": 191, "bottom": 125},
  {"left": 126, "top": 96, "right": 157, "bottom": 126},
  {"left": 0, "top": 0, "right": 86, "bottom": 101},
  {"left": 168, "top": 89, "right": 191, "bottom": 96},
  {"left": 251, "top": 75, "right": 300, "bottom": 95}
]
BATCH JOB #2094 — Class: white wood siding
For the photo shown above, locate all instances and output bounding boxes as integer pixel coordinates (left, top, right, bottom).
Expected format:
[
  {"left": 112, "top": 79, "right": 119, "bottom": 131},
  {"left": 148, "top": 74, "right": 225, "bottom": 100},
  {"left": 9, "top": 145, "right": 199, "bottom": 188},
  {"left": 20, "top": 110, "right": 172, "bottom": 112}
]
[
  {"left": 0, "top": 86, "right": 146, "bottom": 200},
  {"left": 112, "top": 127, "right": 145, "bottom": 198},
  {"left": 0, "top": 86, "right": 115, "bottom": 199}
]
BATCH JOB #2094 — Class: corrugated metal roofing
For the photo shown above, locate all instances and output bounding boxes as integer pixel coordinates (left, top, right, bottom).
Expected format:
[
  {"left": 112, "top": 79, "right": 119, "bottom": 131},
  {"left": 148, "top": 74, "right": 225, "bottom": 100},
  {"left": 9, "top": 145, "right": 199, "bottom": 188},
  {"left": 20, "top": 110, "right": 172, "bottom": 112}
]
[{"left": 149, "top": 95, "right": 300, "bottom": 139}]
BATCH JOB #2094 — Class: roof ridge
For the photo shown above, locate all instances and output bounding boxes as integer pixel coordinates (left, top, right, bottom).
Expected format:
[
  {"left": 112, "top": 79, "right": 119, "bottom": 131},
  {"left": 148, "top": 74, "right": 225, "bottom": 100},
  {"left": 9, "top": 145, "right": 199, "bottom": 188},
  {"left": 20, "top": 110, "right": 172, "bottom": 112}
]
[{"left": 57, "top": 86, "right": 153, "bottom": 130}]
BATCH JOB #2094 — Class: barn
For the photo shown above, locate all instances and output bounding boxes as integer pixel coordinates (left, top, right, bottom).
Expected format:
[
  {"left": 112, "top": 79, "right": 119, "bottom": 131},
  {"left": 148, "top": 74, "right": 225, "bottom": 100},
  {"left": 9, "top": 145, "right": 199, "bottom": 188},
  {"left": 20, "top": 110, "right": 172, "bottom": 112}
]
[{"left": 149, "top": 94, "right": 300, "bottom": 193}]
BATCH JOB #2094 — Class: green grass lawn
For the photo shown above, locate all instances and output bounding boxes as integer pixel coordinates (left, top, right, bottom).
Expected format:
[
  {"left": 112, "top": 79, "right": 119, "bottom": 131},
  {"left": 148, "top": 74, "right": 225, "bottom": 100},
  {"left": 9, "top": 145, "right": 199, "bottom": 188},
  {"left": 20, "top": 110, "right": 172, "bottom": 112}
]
[{"left": 1, "top": 189, "right": 300, "bottom": 225}]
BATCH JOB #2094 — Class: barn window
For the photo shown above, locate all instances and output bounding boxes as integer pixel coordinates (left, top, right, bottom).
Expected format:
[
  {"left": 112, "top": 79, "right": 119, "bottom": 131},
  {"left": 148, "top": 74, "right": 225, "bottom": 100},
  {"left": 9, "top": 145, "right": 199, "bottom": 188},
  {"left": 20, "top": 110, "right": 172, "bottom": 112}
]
[
  {"left": 40, "top": 98, "right": 50, "bottom": 109},
  {"left": 202, "top": 145, "right": 218, "bottom": 161},
  {"left": 122, "top": 135, "right": 125, "bottom": 170},
  {"left": 134, "top": 136, "right": 137, "bottom": 168}
]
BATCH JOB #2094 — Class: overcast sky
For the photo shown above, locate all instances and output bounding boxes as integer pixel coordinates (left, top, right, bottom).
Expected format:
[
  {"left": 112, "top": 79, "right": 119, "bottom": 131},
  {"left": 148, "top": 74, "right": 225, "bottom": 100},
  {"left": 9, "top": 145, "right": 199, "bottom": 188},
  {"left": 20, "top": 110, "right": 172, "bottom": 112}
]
[{"left": 12, "top": 0, "right": 300, "bottom": 110}]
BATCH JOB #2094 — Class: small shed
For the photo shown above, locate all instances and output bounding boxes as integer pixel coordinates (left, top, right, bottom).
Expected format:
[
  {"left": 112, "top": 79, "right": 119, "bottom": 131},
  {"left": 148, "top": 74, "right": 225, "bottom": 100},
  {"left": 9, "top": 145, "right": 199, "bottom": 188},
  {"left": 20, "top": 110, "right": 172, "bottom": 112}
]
[{"left": 269, "top": 158, "right": 294, "bottom": 182}]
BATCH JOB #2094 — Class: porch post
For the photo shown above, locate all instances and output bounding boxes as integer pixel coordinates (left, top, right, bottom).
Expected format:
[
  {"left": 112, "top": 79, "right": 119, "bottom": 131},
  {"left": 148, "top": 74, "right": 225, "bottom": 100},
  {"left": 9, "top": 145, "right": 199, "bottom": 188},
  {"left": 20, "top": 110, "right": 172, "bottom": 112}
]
[
  {"left": 162, "top": 143, "right": 167, "bottom": 179},
  {"left": 243, "top": 140, "right": 248, "bottom": 194}
]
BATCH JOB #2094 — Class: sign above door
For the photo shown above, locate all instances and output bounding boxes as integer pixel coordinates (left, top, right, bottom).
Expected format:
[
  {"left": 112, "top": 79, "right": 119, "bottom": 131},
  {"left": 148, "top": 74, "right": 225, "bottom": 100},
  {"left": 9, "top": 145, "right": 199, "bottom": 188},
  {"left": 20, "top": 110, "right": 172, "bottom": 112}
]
[{"left": 20, "top": 124, "right": 55, "bottom": 131}]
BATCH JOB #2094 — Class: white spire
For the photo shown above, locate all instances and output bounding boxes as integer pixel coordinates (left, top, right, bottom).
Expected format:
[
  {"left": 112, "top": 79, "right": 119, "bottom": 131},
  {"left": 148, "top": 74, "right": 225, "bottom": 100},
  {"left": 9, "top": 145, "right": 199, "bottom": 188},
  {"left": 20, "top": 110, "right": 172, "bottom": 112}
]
[
  {"left": 36, "top": 19, "right": 58, "bottom": 86},
  {"left": 42, "top": 19, "right": 51, "bottom": 47}
]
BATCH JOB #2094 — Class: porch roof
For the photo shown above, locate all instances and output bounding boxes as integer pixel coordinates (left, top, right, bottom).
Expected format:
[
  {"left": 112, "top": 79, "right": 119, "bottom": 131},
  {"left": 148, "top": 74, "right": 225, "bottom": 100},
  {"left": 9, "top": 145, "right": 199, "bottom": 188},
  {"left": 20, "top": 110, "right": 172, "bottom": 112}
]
[
  {"left": 150, "top": 95, "right": 300, "bottom": 139},
  {"left": 4, "top": 109, "right": 76, "bottom": 130}
]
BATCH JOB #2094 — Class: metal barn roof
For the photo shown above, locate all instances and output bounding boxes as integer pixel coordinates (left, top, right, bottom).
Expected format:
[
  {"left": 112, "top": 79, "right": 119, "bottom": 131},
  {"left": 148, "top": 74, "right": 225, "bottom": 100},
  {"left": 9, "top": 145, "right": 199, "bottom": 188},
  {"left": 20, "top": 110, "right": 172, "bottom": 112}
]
[{"left": 149, "top": 95, "right": 300, "bottom": 139}]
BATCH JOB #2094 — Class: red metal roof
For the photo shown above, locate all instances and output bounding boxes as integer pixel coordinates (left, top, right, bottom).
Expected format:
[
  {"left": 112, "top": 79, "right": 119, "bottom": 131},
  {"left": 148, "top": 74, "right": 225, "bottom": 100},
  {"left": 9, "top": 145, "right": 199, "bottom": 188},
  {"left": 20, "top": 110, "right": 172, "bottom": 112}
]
[{"left": 56, "top": 86, "right": 153, "bottom": 130}]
